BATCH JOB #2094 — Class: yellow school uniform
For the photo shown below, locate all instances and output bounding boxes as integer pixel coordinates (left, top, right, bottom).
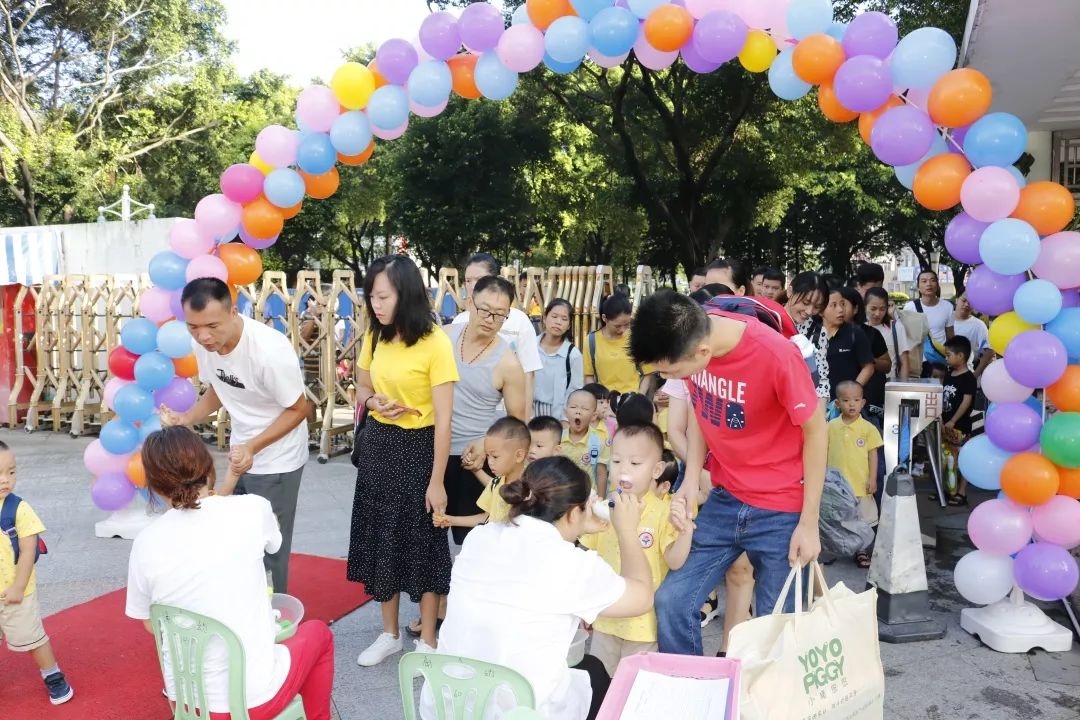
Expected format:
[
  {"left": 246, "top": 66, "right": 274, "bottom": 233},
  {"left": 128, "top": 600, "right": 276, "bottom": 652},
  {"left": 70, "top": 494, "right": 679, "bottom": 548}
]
[
  {"left": 827, "top": 416, "right": 884, "bottom": 496},
  {"left": 561, "top": 428, "right": 610, "bottom": 486},
  {"left": 476, "top": 476, "right": 512, "bottom": 523},
  {"left": 583, "top": 331, "right": 640, "bottom": 394},
  {"left": 580, "top": 492, "right": 678, "bottom": 642},
  {"left": 359, "top": 329, "right": 459, "bottom": 430},
  {"left": 0, "top": 499, "right": 45, "bottom": 596}
]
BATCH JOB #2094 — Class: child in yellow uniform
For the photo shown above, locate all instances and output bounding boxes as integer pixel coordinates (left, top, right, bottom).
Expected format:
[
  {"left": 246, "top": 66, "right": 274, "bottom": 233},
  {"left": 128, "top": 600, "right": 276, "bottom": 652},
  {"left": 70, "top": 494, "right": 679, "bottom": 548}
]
[
  {"left": 526, "top": 416, "right": 563, "bottom": 462},
  {"left": 827, "top": 381, "right": 884, "bottom": 567},
  {"left": 436, "top": 418, "right": 530, "bottom": 529},
  {"left": 580, "top": 424, "right": 693, "bottom": 676},
  {"left": 561, "top": 390, "right": 610, "bottom": 495}
]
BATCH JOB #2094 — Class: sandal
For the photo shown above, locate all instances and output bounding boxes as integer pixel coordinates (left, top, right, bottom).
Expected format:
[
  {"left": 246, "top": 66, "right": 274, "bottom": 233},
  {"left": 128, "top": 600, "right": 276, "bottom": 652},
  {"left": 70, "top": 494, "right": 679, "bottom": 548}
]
[
  {"left": 855, "top": 551, "right": 872, "bottom": 569},
  {"left": 404, "top": 617, "right": 443, "bottom": 638},
  {"left": 699, "top": 595, "right": 720, "bottom": 628},
  {"left": 947, "top": 494, "right": 968, "bottom": 507}
]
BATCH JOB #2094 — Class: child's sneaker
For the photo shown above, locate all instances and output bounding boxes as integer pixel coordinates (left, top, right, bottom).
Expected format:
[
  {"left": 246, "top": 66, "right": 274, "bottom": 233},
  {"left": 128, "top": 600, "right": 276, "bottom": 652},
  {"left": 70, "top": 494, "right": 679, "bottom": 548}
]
[{"left": 44, "top": 671, "right": 73, "bottom": 705}]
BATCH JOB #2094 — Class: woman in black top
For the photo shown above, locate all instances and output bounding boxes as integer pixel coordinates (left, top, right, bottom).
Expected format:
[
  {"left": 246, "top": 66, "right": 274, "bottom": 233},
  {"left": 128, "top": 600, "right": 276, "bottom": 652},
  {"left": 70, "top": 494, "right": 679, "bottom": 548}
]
[
  {"left": 838, "top": 287, "right": 890, "bottom": 413},
  {"left": 807, "top": 289, "right": 875, "bottom": 401}
]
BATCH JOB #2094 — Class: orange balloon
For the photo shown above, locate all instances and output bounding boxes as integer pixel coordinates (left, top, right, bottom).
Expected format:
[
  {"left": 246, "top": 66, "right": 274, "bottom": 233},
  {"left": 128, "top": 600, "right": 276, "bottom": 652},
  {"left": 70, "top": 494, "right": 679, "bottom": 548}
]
[
  {"left": 1010, "top": 181, "right": 1077, "bottom": 236},
  {"left": 818, "top": 83, "right": 858, "bottom": 123},
  {"left": 174, "top": 353, "right": 198, "bottom": 378},
  {"left": 242, "top": 197, "right": 284, "bottom": 240},
  {"left": 281, "top": 200, "right": 303, "bottom": 220},
  {"left": 912, "top": 153, "right": 971, "bottom": 211},
  {"left": 1059, "top": 466, "right": 1080, "bottom": 499},
  {"left": 858, "top": 96, "right": 904, "bottom": 145},
  {"left": 644, "top": 5, "right": 693, "bottom": 52},
  {"left": 339, "top": 141, "right": 375, "bottom": 166},
  {"left": 526, "top": 0, "right": 571, "bottom": 30},
  {"left": 448, "top": 54, "right": 481, "bottom": 100},
  {"left": 127, "top": 453, "right": 146, "bottom": 489},
  {"left": 791, "top": 33, "right": 845, "bottom": 85},
  {"left": 228, "top": 283, "right": 239, "bottom": 305},
  {"left": 301, "top": 167, "right": 340, "bottom": 200},
  {"left": 218, "top": 242, "right": 264, "bottom": 286},
  {"left": 927, "top": 68, "right": 992, "bottom": 128},
  {"left": 1048, "top": 365, "right": 1080, "bottom": 412},
  {"left": 1001, "top": 452, "right": 1060, "bottom": 506},
  {"left": 368, "top": 60, "right": 389, "bottom": 89}
]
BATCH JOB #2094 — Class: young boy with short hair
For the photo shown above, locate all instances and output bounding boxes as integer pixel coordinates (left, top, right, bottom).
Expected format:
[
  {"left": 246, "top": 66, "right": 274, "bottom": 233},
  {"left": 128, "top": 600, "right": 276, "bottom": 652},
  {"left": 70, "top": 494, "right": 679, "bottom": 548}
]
[
  {"left": 942, "top": 336, "right": 977, "bottom": 507},
  {"left": 580, "top": 424, "right": 694, "bottom": 675},
  {"left": 0, "top": 441, "right": 73, "bottom": 705},
  {"left": 436, "top": 418, "right": 531, "bottom": 529},
  {"left": 826, "top": 381, "right": 884, "bottom": 567},
  {"left": 526, "top": 416, "right": 563, "bottom": 462},
  {"left": 562, "top": 389, "right": 611, "bottom": 495}
]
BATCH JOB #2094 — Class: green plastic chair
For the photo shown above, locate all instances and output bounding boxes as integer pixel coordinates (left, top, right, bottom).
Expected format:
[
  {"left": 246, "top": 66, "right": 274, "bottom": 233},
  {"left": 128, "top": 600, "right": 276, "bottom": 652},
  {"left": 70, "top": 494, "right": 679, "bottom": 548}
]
[
  {"left": 398, "top": 651, "right": 536, "bottom": 720},
  {"left": 149, "top": 604, "right": 306, "bottom": 720}
]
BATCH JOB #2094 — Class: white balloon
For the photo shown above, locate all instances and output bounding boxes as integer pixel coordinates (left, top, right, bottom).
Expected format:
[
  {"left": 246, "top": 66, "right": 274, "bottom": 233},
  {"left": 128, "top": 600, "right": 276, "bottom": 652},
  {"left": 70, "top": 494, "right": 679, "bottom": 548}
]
[{"left": 953, "top": 550, "right": 1014, "bottom": 606}]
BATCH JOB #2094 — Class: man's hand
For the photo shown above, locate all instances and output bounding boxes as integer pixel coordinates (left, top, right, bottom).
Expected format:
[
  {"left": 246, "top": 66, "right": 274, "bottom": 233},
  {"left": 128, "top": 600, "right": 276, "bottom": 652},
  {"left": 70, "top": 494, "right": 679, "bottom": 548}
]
[
  {"left": 460, "top": 440, "right": 485, "bottom": 472},
  {"left": 670, "top": 496, "right": 694, "bottom": 534},
  {"left": 426, "top": 480, "right": 447, "bottom": 515},
  {"left": 159, "top": 406, "right": 187, "bottom": 427},
  {"left": 788, "top": 520, "right": 822, "bottom": 567},
  {"left": 2, "top": 586, "right": 24, "bottom": 605},
  {"left": 228, "top": 444, "right": 254, "bottom": 477}
]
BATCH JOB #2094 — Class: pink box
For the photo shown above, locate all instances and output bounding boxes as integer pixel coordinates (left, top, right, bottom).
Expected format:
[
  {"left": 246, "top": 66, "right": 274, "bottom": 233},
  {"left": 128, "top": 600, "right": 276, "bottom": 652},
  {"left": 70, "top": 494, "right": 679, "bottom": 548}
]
[{"left": 597, "top": 652, "right": 741, "bottom": 720}]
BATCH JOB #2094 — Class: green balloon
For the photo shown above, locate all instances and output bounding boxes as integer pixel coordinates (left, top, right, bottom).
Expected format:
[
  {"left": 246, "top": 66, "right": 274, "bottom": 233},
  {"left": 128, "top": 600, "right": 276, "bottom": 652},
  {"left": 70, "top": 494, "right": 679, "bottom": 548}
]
[{"left": 1040, "top": 412, "right": 1080, "bottom": 469}]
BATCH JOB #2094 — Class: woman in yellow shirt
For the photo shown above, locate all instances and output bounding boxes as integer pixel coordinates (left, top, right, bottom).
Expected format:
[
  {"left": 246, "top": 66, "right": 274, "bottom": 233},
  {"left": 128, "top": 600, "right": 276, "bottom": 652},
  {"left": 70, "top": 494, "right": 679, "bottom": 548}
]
[
  {"left": 349, "top": 256, "right": 459, "bottom": 666},
  {"left": 583, "top": 293, "right": 640, "bottom": 394}
]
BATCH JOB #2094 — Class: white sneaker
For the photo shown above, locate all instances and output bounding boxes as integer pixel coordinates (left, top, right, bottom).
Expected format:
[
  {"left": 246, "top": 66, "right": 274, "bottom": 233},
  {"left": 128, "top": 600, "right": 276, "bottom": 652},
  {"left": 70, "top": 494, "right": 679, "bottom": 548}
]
[
  {"left": 414, "top": 639, "right": 436, "bottom": 654},
  {"left": 357, "top": 632, "right": 403, "bottom": 667}
]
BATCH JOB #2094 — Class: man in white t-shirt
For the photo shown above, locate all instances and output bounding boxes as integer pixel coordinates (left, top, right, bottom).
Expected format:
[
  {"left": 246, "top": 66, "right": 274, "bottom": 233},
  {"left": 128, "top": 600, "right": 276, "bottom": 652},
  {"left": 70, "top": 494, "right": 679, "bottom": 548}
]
[
  {"left": 953, "top": 293, "right": 992, "bottom": 377},
  {"left": 451, "top": 253, "right": 542, "bottom": 417},
  {"left": 903, "top": 269, "right": 954, "bottom": 377},
  {"left": 161, "top": 278, "right": 309, "bottom": 592}
]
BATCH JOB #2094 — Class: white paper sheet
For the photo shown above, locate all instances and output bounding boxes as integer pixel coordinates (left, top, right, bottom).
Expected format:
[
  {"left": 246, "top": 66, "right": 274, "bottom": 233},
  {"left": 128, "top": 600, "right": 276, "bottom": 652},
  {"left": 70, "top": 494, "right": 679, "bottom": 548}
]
[{"left": 619, "top": 669, "right": 731, "bottom": 719}]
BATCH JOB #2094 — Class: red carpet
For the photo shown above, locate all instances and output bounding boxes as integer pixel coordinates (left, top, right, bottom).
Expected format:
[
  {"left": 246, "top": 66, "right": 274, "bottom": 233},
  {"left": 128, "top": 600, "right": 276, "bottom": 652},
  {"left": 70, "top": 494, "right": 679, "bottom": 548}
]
[{"left": 0, "top": 553, "right": 371, "bottom": 720}]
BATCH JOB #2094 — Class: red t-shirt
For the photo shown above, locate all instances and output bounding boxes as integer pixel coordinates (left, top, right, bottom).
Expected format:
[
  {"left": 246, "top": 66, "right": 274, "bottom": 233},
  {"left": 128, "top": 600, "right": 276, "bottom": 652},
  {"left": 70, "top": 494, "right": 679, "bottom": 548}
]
[{"left": 687, "top": 313, "right": 818, "bottom": 512}]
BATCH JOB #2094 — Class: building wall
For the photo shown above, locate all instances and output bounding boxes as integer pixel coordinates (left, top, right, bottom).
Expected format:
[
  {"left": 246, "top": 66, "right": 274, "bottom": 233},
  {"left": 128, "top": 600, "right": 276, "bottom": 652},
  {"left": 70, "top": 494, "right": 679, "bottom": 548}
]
[
  {"left": 1027, "top": 130, "right": 1053, "bottom": 182},
  {"left": 0, "top": 218, "right": 176, "bottom": 279}
]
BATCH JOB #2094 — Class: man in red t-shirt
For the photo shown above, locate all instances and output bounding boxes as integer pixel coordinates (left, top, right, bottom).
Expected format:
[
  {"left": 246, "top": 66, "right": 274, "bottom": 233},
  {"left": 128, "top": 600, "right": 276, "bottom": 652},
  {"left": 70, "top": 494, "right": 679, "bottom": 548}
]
[{"left": 630, "top": 289, "right": 826, "bottom": 656}]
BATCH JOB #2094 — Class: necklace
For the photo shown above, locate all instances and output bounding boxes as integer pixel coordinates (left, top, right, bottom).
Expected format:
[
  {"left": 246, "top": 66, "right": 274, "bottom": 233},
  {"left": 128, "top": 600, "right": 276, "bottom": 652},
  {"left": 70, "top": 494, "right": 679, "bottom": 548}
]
[{"left": 461, "top": 326, "right": 496, "bottom": 364}]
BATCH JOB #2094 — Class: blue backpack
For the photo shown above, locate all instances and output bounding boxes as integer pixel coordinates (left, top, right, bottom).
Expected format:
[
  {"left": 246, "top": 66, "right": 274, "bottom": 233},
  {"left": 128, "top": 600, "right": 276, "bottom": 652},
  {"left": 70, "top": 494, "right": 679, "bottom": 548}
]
[{"left": 1, "top": 494, "right": 47, "bottom": 563}]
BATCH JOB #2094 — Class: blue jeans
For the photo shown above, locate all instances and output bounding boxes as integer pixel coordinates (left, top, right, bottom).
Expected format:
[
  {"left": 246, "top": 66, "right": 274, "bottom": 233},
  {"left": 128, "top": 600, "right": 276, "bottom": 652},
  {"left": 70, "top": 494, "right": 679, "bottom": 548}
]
[{"left": 656, "top": 487, "right": 802, "bottom": 655}]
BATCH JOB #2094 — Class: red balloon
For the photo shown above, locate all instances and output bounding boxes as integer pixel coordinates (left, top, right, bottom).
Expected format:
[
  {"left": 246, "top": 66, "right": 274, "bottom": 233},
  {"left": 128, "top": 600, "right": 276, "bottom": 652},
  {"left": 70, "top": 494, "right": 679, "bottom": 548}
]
[{"left": 108, "top": 347, "right": 139, "bottom": 381}]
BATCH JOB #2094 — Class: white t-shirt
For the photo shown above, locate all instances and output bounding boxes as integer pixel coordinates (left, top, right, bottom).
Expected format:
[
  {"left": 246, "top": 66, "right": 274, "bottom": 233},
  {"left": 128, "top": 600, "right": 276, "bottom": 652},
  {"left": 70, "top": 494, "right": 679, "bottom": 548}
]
[
  {"left": 954, "top": 315, "right": 990, "bottom": 369},
  {"left": 126, "top": 495, "right": 289, "bottom": 712},
  {"left": 870, "top": 322, "right": 912, "bottom": 379},
  {"left": 904, "top": 299, "right": 955, "bottom": 345},
  {"left": 194, "top": 315, "right": 308, "bottom": 474},
  {"left": 661, "top": 378, "right": 688, "bottom": 401},
  {"left": 452, "top": 308, "right": 543, "bottom": 374},
  {"left": 431, "top": 516, "right": 626, "bottom": 719}
]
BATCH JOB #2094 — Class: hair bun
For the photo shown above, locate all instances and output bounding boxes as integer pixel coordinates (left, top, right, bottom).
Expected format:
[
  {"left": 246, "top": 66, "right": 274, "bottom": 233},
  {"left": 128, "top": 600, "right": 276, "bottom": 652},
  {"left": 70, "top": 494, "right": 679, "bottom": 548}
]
[{"left": 500, "top": 477, "right": 541, "bottom": 509}]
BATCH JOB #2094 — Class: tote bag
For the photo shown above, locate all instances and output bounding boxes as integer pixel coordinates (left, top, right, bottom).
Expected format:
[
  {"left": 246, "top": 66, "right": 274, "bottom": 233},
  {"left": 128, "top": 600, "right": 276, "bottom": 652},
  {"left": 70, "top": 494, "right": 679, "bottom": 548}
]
[{"left": 726, "top": 563, "right": 885, "bottom": 720}]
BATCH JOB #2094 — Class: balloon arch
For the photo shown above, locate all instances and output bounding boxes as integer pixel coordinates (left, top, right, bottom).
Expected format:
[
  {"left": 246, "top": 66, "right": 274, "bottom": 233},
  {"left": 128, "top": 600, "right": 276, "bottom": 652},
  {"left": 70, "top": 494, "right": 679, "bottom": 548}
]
[{"left": 87, "top": 0, "right": 1080, "bottom": 602}]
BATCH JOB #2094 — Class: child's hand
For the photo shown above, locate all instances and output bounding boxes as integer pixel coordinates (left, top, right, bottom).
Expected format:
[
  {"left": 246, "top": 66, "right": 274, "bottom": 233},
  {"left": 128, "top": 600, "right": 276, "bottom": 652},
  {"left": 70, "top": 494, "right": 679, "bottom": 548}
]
[
  {"left": 432, "top": 513, "right": 451, "bottom": 528},
  {"left": 670, "top": 496, "right": 695, "bottom": 534},
  {"left": 867, "top": 478, "right": 877, "bottom": 497},
  {"left": 2, "top": 586, "right": 24, "bottom": 605}
]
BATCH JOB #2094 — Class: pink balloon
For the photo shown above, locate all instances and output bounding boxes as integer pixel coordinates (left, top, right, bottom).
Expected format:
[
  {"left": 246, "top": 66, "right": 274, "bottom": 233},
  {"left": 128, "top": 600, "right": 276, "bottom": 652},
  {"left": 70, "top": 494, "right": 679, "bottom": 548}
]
[
  {"left": 588, "top": 49, "right": 630, "bottom": 68},
  {"left": 372, "top": 119, "right": 409, "bottom": 141},
  {"left": 409, "top": 97, "right": 448, "bottom": 118},
  {"left": 1032, "top": 495, "right": 1080, "bottom": 550},
  {"left": 140, "top": 287, "right": 173, "bottom": 323},
  {"left": 968, "top": 498, "right": 1033, "bottom": 556},
  {"left": 255, "top": 125, "right": 299, "bottom": 168},
  {"left": 960, "top": 167, "right": 1020, "bottom": 223},
  {"left": 219, "top": 163, "right": 265, "bottom": 204},
  {"left": 981, "top": 359, "right": 1033, "bottom": 404},
  {"left": 1031, "top": 231, "right": 1080, "bottom": 290},
  {"left": 634, "top": 34, "right": 678, "bottom": 71},
  {"left": 296, "top": 85, "right": 341, "bottom": 133},
  {"left": 497, "top": 25, "right": 546, "bottom": 73},
  {"left": 103, "top": 378, "right": 131, "bottom": 412},
  {"left": 685, "top": 0, "right": 722, "bottom": 19},
  {"left": 194, "top": 194, "right": 242, "bottom": 238},
  {"left": 185, "top": 254, "right": 228, "bottom": 283},
  {"left": 83, "top": 439, "right": 129, "bottom": 476},
  {"left": 169, "top": 219, "right": 215, "bottom": 260}
]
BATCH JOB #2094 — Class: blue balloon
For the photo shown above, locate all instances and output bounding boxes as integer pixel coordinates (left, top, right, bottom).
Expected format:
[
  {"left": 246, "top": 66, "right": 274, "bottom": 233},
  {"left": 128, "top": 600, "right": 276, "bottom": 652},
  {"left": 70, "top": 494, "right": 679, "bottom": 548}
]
[
  {"left": 589, "top": 7, "right": 638, "bottom": 57},
  {"left": 134, "top": 351, "right": 175, "bottom": 392},
  {"left": 511, "top": 5, "right": 530, "bottom": 25},
  {"left": 1014, "top": 279, "right": 1064, "bottom": 325},
  {"left": 367, "top": 85, "right": 409, "bottom": 131},
  {"left": 963, "top": 112, "right": 1027, "bottom": 168},
  {"left": 148, "top": 251, "right": 189, "bottom": 291},
  {"left": 295, "top": 133, "right": 336, "bottom": 175},
  {"left": 979, "top": 218, "right": 1040, "bottom": 275},
  {"left": 890, "top": 27, "right": 956, "bottom": 90},
  {"left": 474, "top": 52, "right": 518, "bottom": 101},
  {"left": 1046, "top": 308, "right": 1080, "bottom": 363},
  {"left": 330, "top": 111, "right": 373, "bottom": 157},
  {"left": 100, "top": 419, "right": 140, "bottom": 455},
  {"left": 627, "top": 0, "right": 664, "bottom": 19},
  {"left": 570, "top": 0, "right": 613, "bottom": 21},
  {"left": 545, "top": 16, "right": 589, "bottom": 64},
  {"left": 958, "top": 434, "right": 1013, "bottom": 491},
  {"left": 543, "top": 53, "right": 582, "bottom": 74},
  {"left": 825, "top": 21, "right": 847, "bottom": 41},
  {"left": 156, "top": 320, "right": 193, "bottom": 359},
  {"left": 407, "top": 60, "right": 452, "bottom": 108},
  {"left": 113, "top": 384, "right": 154, "bottom": 423},
  {"left": 768, "top": 47, "right": 812, "bottom": 101},
  {"left": 1006, "top": 165, "right": 1027, "bottom": 188},
  {"left": 263, "top": 168, "right": 305, "bottom": 209},
  {"left": 120, "top": 318, "right": 159, "bottom": 356},
  {"left": 139, "top": 413, "right": 162, "bottom": 442},
  {"left": 787, "top": 0, "right": 834, "bottom": 41},
  {"left": 894, "top": 134, "right": 948, "bottom": 189}
]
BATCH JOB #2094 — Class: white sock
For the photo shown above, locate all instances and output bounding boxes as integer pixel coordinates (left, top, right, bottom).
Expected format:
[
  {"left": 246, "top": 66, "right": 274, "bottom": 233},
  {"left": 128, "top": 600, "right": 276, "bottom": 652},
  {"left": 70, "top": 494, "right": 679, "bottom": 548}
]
[{"left": 40, "top": 664, "right": 59, "bottom": 679}]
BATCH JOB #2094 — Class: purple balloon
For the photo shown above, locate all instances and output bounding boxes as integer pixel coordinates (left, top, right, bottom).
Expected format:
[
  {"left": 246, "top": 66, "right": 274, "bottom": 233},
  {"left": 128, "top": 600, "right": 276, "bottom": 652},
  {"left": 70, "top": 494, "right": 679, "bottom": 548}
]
[
  {"left": 1004, "top": 330, "right": 1068, "bottom": 388},
  {"left": 967, "top": 498, "right": 1033, "bottom": 556},
  {"left": 965, "top": 265, "right": 1025, "bottom": 317},
  {"left": 944, "top": 212, "right": 989, "bottom": 265},
  {"left": 1014, "top": 542, "right": 1079, "bottom": 601},
  {"left": 680, "top": 40, "right": 722, "bottom": 73},
  {"left": 841, "top": 11, "right": 897, "bottom": 59},
  {"left": 985, "top": 402, "right": 1043, "bottom": 452},
  {"left": 833, "top": 55, "right": 891, "bottom": 113},
  {"left": 376, "top": 38, "right": 419, "bottom": 85},
  {"left": 419, "top": 12, "right": 461, "bottom": 60},
  {"left": 870, "top": 105, "right": 935, "bottom": 166},
  {"left": 154, "top": 377, "right": 197, "bottom": 413},
  {"left": 92, "top": 472, "right": 137, "bottom": 511},
  {"left": 240, "top": 226, "right": 279, "bottom": 251},
  {"left": 692, "top": 11, "right": 749, "bottom": 64},
  {"left": 168, "top": 289, "right": 185, "bottom": 322},
  {"left": 1062, "top": 289, "right": 1080, "bottom": 309},
  {"left": 459, "top": 2, "right": 505, "bottom": 52}
]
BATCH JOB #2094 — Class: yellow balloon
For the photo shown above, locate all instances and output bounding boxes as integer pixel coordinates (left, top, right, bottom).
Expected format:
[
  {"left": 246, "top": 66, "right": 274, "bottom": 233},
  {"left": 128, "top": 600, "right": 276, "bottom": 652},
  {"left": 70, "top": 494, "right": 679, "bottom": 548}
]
[
  {"left": 249, "top": 151, "right": 272, "bottom": 175},
  {"left": 989, "top": 311, "right": 1039, "bottom": 355},
  {"left": 739, "top": 30, "right": 777, "bottom": 73},
  {"left": 331, "top": 62, "right": 376, "bottom": 110}
]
